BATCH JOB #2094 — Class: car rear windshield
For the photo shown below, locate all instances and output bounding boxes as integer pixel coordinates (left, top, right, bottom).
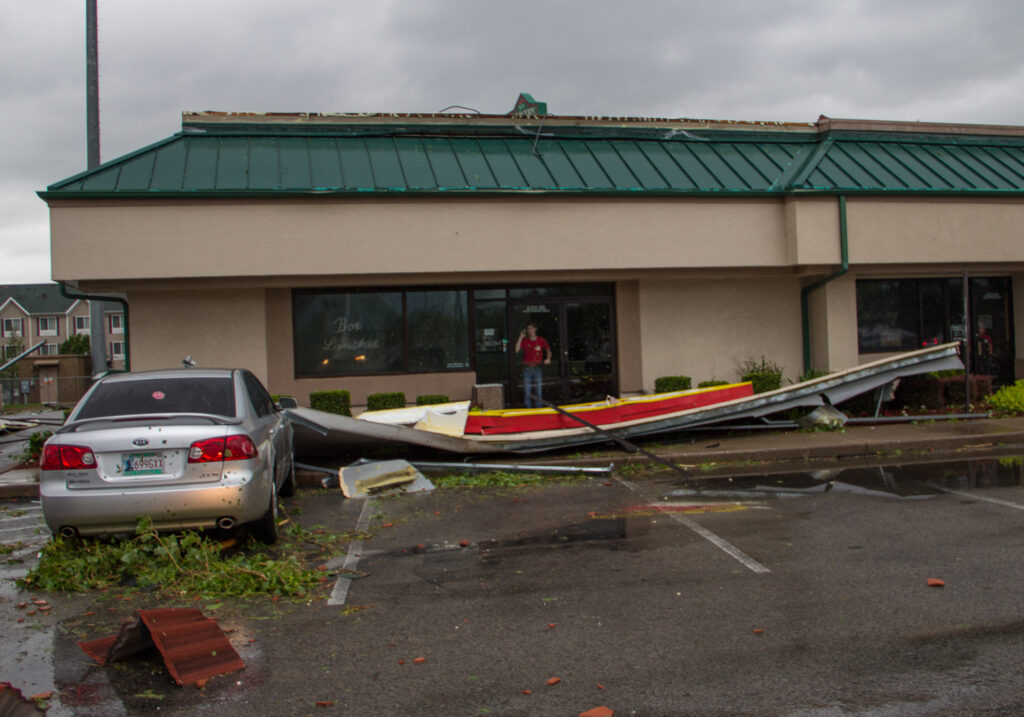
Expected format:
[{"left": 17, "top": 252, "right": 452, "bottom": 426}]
[{"left": 75, "top": 378, "right": 236, "bottom": 420}]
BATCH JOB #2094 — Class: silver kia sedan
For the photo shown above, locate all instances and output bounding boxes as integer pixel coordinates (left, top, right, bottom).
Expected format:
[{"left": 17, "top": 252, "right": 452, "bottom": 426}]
[{"left": 40, "top": 368, "right": 294, "bottom": 543}]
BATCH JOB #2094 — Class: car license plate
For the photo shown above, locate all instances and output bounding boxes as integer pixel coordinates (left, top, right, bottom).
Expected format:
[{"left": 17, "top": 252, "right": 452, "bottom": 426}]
[{"left": 122, "top": 452, "right": 165, "bottom": 476}]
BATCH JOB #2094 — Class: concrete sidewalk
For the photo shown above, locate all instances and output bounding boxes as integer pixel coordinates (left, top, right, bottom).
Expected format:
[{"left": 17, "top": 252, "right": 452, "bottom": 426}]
[
  {"left": 537, "top": 415, "right": 1024, "bottom": 474},
  {"left": 5, "top": 416, "right": 1024, "bottom": 499}
]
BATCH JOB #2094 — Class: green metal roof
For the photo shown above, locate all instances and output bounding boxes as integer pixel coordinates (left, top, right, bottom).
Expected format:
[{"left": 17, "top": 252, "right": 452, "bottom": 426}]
[
  {"left": 40, "top": 118, "right": 1024, "bottom": 198},
  {"left": 0, "top": 283, "right": 77, "bottom": 315}
]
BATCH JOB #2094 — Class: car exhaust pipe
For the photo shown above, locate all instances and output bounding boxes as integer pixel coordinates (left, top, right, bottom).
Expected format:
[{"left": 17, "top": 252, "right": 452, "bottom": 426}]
[
  {"left": 59, "top": 526, "right": 79, "bottom": 539},
  {"left": 216, "top": 517, "right": 236, "bottom": 530}
]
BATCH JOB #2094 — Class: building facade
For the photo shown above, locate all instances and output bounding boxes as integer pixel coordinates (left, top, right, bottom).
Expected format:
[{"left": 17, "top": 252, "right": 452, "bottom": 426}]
[{"left": 38, "top": 112, "right": 1024, "bottom": 408}]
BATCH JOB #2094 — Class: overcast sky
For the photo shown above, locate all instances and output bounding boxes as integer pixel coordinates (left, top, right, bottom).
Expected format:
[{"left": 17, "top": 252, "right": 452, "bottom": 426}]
[{"left": 3, "top": 0, "right": 1024, "bottom": 284}]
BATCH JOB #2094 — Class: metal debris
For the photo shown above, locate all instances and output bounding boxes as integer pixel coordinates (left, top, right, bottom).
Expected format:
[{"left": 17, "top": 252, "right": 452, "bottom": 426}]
[
  {"left": 78, "top": 609, "right": 244, "bottom": 687},
  {"left": 338, "top": 460, "right": 431, "bottom": 498},
  {"left": 796, "top": 405, "right": 848, "bottom": 430},
  {"left": 0, "top": 682, "right": 45, "bottom": 717}
]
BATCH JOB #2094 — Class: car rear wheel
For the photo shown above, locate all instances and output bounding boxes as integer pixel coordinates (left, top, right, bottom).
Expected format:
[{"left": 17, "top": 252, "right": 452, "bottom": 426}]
[{"left": 248, "top": 483, "right": 279, "bottom": 545}]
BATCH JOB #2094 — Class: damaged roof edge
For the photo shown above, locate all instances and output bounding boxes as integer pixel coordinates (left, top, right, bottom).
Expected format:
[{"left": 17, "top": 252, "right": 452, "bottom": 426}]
[{"left": 289, "top": 343, "right": 963, "bottom": 456}]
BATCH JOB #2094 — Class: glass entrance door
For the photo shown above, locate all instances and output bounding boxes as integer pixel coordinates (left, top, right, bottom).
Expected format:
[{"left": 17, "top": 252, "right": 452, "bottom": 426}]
[
  {"left": 509, "top": 299, "right": 616, "bottom": 407},
  {"left": 509, "top": 301, "right": 560, "bottom": 408},
  {"left": 970, "top": 277, "right": 1013, "bottom": 385},
  {"left": 565, "top": 302, "right": 614, "bottom": 402}
]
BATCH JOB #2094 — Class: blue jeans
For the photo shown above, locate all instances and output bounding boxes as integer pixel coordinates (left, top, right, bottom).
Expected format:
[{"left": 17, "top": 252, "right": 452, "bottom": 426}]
[{"left": 523, "top": 365, "right": 543, "bottom": 408}]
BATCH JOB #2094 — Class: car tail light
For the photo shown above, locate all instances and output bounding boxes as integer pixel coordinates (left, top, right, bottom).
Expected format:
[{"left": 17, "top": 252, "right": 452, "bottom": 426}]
[
  {"left": 41, "top": 444, "right": 96, "bottom": 470},
  {"left": 188, "top": 435, "right": 257, "bottom": 463}
]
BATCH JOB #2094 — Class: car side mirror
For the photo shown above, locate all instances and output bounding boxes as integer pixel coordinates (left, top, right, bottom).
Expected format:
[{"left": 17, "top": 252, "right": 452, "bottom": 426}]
[{"left": 277, "top": 397, "right": 298, "bottom": 410}]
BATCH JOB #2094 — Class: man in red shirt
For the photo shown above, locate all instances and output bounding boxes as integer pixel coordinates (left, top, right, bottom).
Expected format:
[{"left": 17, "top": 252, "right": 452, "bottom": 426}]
[{"left": 515, "top": 322, "right": 552, "bottom": 408}]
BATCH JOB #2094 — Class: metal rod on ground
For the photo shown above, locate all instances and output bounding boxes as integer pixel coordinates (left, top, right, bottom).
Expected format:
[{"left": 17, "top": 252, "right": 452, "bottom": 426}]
[
  {"left": 345, "top": 456, "right": 613, "bottom": 476},
  {"left": 534, "top": 392, "right": 691, "bottom": 478},
  {"left": 412, "top": 461, "right": 613, "bottom": 476},
  {"left": 684, "top": 413, "right": 990, "bottom": 432},
  {"left": 294, "top": 461, "right": 339, "bottom": 477}
]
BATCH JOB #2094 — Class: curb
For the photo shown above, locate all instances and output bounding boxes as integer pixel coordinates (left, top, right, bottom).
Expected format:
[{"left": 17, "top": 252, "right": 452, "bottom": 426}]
[
  {"left": 496, "top": 429, "right": 1024, "bottom": 474},
  {"left": 0, "top": 481, "right": 38, "bottom": 499}
]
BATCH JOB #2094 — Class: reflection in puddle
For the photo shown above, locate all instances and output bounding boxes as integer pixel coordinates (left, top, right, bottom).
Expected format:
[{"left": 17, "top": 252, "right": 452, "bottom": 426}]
[
  {"left": 478, "top": 516, "right": 656, "bottom": 560},
  {"left": 665, "top": 456, "right": 1024, "bottom": 501}
]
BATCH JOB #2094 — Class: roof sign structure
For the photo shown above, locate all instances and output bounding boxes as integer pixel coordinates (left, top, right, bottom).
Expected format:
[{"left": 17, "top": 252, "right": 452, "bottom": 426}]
[{"left": 508, "top": 93, "right": 548, "bottom": 117}]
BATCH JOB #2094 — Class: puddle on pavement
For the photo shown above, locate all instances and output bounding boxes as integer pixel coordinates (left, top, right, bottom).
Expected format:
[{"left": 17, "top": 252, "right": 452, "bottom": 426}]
[
  {"left": 665, "top": 455, "right": 1024, "bottom": 501},
  {"left": 477, "top": 515, "right": 656, "bottom": 561}
]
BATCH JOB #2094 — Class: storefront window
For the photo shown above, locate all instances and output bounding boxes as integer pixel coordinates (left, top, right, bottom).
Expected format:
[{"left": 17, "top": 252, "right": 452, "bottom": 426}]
[
  {"left": 856, "top": 280, "right": 921, "bottom": 352},
  {"left": 856, "top": 277, "right": 1011, "bottom": 356},
  {"left": 294, "top": 292, "right": 403, "bottom": 376},
  {"left": 293, "top": 289, "right": 470, "bottom": 377},
  {"left": 407, "top": 291, "right": 470, "bottom": 371}
]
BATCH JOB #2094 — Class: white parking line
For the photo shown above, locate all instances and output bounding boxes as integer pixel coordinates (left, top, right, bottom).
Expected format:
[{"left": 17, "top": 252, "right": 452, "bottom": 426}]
[
  {"left": 931, "top": 485, "right": 1024, "bottom": 511},
  {"left": 616, "top": 478, "right": 770, "bottom": 574},
  {"left": 327, "top": 497, "right": 374, "bottom": 606},
  {"left": 0, "top": 525, "right": 44, "bottom": 537},
  {"left": 0, "top": 513, "right": 43, "bottom": 523}
]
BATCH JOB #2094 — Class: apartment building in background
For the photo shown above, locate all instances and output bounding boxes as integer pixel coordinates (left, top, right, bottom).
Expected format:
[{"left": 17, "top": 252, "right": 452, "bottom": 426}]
[{"left": 0, "top": 283, "right": 125, "bottom": 369}]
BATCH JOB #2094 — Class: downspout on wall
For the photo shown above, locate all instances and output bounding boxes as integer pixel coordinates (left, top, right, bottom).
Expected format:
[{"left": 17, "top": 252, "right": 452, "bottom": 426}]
[
  {"left": 801, "top": 194, "right": 849, "bottom": 374},
  {"left": 58, "top": 283, "right": 130, "bottom": 374}
]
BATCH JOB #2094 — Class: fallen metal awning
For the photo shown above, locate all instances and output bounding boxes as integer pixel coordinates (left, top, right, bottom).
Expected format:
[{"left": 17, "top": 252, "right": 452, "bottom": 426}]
[{"left": 289, "top": 342, "right": 963, "bottom": 456}]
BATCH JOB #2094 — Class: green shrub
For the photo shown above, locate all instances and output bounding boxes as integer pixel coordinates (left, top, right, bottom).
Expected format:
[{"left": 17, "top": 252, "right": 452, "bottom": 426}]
[
  {"left": 798, "top": 369, "right": 829, "bottom": 383},
  {"left": 367, "top": 392, "right": 406, "bottom": 411},
  {"left": 894, "top": 373, "right": 991, "bottom": 411},
  {"left": 740, "top": 357, "right": 784, "bottom": 394},
  {"left": 21, "top": 430, "right": 53, "bottom": 462},
  {"left": 943, "top": 375, "right": 992, "bottom": 405},
  {"left": 698, "top": 380, "right": 730, "bottom": 388},
  {"left": 309, "top": 389, "right": 352, "bottom": 416},
  {"left": 893, "top": 375, "right": 944, "bottom": 410},
  {"left": 416, "top": 394, "right": 450, "bottom": 405},
  {"left": 59, "top": 333, "right": 90, "bottom": 355},
  {"left": 987, "top": 380, "right": 1024, "bottom": 414},
  {"left": 654, "top": 375, "right": 692, "bottom": 393}
]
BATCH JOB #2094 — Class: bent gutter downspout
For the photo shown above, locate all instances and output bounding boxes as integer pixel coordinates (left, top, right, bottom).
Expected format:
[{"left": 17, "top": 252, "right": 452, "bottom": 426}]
[
  {"left": 801, "top": 194, "right": 849, "bottom": 374},
  {"left": 58, "top": 282, "right": 130, "bottom": 373}
]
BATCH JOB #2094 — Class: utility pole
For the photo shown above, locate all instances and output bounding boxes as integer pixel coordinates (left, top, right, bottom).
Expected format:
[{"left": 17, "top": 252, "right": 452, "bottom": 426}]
[
  {"left": 86, "top": 0, "right": 99, "bottom": 170},
  {"left": 86, "top": 0, "right": 108, "bottom": 378}
]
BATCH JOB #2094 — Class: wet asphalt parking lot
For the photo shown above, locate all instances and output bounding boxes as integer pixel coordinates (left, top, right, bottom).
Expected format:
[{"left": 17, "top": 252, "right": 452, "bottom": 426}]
[{"left": 1, "top": 457, "right": 1023, "bottom": 716}]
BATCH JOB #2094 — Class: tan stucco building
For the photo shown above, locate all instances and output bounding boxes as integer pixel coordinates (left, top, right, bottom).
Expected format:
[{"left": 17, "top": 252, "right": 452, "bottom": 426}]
[{"left": 39, "top": 111, "right": 1024, "bottom": 408}]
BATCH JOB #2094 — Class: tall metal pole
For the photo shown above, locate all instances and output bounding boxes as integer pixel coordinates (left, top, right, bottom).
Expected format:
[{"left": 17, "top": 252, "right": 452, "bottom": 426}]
[
  {"left": 86, "top": 0, "right": 108, "bottom": 377},
  {"left": 86, "top": 0, "right": 99, "bottom": 170}
]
